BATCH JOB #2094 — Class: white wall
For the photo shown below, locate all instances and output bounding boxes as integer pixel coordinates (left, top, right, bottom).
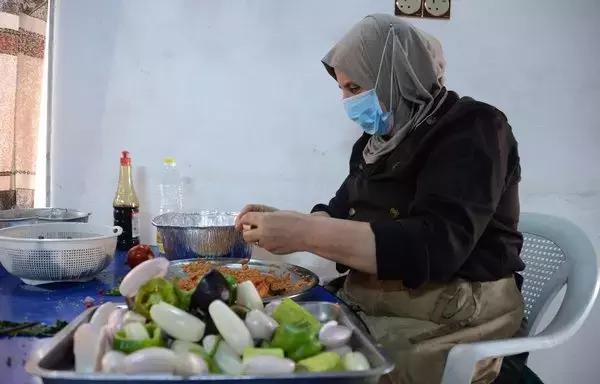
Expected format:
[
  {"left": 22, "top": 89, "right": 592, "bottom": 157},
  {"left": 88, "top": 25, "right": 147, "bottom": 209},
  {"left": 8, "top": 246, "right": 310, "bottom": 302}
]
[{"left": 50, "top": 0, "right": 600, "bottom": 381}]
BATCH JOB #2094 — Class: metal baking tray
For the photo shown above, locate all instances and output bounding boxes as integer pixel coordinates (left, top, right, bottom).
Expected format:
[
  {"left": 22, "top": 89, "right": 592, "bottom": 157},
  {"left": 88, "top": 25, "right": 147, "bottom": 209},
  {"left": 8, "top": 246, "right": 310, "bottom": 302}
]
[
  {"left": 26, "top": 302, "right": 394, "bottom": 384},
  {"left": 167, "top": 258, "right": 320, "bottom": 302}
]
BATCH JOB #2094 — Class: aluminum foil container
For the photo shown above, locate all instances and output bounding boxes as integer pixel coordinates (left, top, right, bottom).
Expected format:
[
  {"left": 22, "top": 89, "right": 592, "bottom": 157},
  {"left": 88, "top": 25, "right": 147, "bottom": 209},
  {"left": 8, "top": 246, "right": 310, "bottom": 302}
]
[
  {"left": 0, "top": 208, "right": 91, "bottom": 229},
  {"left": 152, "top": 211, "right": 251, "bottom": 260}
]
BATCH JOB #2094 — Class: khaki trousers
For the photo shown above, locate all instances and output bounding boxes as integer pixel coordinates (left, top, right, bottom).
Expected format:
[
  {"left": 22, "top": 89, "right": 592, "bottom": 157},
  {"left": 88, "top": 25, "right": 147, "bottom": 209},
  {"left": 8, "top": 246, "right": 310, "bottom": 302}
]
[{"left": 338, "top": 271, "right": 525, "bottom": 384}]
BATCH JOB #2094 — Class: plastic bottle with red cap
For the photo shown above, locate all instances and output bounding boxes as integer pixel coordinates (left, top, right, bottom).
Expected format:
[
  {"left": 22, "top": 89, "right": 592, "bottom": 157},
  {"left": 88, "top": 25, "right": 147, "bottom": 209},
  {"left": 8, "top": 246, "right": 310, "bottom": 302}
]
[{"left": 113, "top": 150, "right": 140, "bottom": 250}]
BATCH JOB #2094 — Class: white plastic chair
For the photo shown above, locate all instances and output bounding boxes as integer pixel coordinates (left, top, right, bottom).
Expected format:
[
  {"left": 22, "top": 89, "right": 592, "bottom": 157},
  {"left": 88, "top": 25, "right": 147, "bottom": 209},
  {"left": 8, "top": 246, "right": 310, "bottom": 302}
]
[{"left": 441, "top": 212, "right": 600, "bottom": 384}]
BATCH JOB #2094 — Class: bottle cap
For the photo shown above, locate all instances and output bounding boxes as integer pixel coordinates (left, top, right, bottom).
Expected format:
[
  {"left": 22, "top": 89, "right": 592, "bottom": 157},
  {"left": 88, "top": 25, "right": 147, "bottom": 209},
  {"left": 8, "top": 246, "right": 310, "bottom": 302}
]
[
  {"left": 164, "top": 157, "right": 176, "bottom": 166},
  {"left": 120, "top": 151, "right": 132, "bottom": 166}
]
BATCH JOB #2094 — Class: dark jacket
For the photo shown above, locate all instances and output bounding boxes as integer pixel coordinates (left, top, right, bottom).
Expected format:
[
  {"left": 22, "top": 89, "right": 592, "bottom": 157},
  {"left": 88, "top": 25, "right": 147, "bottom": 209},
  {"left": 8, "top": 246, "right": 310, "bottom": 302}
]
[{"left": 312, "top": 91, "right": 526, "bottom": 289}]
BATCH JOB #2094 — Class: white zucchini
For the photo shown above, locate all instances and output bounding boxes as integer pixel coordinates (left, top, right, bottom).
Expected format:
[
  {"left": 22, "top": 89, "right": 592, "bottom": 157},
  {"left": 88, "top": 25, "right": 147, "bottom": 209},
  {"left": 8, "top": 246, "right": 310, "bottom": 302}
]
[
  {"left": 101, "top": 350, "right": 126, "bottom": 373},
  {"left": 73, "top": 324, "right": 108, "bottom": 373},
  {"left": 90, "top": 302, "right": 117, "bottom": 329},
  {"left": 342, "top": 351, "right": 371, "bottom": 371},
  {"left": 208, "top": 300, "right": 253, "bottom": 355},
  {"left": 320, "top": 320, "right": 338, "bottom": 331},
  {"left": 243, "top": 355, "right": 295, "bottom": 375},
  {"left": 244, "top": 309, "right": 278, "bottom": 340},
  {"left": 150, "top": 301, "right": 206, "bottom": 342},
  {"left": 122, "top": 310, "right": 146, "bottom": 325},
  {"left": 327, "top": 345, "right": 352, "bottom": 357},
  {"left": 119, "top": 257, "right": 170, "bottom": 297},
  {"left": 105, "top": 308, "right": 127, "bottom": 342},
  {"left": 202, "top": 334, "right": 220, "bottom": 356},
  {"left": 174, "top": 352, "right": 209, "bottom": 376},
  {"left": 214, "top": 340, "right": 244, "bottom": 375},
  {"left": 318, "top": 324, "right": 352, "bottom": 349},
  {"left": 123, "top": 347, "right": 177, "bottom": 374},
  {"left": 123, "top": 322, "right": 150, "bottom": 341},
  {"left": 170, "top": 339, "right": 205, "bottom": 355},
  {"left": 236, "top": 281, "right": 264, "bottom": 311}
]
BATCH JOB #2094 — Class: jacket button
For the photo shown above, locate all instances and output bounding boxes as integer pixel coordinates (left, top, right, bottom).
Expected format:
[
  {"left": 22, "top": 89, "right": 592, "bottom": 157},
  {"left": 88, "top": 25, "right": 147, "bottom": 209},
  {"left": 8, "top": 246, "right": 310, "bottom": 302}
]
[{"left": 349, "top": 208, "right": 356, "bottom": 217}]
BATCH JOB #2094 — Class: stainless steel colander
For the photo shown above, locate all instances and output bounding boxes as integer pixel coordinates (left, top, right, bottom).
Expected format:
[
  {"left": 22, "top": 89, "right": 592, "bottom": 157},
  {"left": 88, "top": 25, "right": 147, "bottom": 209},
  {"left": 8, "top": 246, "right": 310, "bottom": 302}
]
[{"left": 0, "top": 223, "right": 122, "bottom": 285}]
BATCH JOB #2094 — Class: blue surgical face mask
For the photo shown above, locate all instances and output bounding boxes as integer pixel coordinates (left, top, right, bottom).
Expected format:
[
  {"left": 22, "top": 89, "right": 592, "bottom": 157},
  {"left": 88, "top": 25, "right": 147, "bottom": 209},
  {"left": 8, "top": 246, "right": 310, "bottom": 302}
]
[
  {"left": 342, "top": 26, "right": 395, "bottom": 136},
  {"left": 343, "top": 89, "right": 392, "bottom": 136}
]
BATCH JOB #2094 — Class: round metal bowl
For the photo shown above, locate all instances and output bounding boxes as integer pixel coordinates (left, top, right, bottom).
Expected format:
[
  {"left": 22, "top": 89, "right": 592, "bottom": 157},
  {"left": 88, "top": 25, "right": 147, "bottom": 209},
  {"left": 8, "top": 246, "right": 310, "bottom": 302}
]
[
  {"left": 0, "top": 208, "right": 91, "bottom": 229},
  {"left": 167, "top": 258, "right": 319, "bottom": 302},
  {"left": 152, "top": 211, "right": 251, "bottom": 260}
]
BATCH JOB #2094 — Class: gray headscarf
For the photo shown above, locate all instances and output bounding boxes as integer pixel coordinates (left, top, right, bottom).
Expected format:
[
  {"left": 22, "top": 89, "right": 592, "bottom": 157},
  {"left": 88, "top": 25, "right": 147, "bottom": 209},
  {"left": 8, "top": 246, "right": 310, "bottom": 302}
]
[{"left": 322, "top": 14, "right": 448, "bottom": 164}]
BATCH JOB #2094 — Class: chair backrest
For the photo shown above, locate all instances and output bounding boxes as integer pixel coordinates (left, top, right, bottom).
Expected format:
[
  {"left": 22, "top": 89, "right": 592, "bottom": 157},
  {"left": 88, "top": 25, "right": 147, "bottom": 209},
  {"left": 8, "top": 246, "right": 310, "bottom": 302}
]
[
  {"left": 518, "top": 213, "right": 599, "bottom": 335},
  {"left": 440, "top": 214, "right": 598, "bottom": 384},
  {"left": 519, "top": 232, "right": 568, "bottom": 329}
]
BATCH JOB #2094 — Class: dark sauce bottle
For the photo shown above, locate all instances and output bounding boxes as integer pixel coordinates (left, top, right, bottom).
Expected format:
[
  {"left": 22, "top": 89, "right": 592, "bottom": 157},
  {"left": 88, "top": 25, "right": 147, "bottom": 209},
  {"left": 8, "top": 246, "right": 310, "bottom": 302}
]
[{"left": 113, "top": 151, "right": 140, "bottom": 251}]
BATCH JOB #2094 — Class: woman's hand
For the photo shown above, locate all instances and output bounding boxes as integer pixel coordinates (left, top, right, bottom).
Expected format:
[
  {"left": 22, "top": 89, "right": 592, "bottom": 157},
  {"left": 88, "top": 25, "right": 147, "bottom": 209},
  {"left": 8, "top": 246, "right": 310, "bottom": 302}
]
[
  {"left": 234, "top": 204, "right": 279, "bottom": 231},
  {"left": 238, "top": 210, "right": 377, "bottom": 274},
  {"left": 237, "top": 210, "right": 311, "bottom": 255}
]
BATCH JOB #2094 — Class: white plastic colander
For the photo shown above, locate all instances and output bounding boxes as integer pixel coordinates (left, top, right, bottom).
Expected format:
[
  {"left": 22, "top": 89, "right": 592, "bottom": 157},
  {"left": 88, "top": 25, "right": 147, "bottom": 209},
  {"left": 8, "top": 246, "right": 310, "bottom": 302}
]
[{"left": 0, "top": 223, "right": 123, "bottom": 285}]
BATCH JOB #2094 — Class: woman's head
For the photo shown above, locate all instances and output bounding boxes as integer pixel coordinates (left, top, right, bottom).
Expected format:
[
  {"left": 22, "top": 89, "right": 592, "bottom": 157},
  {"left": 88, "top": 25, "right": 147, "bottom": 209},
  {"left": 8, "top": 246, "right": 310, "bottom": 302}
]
[{"left": 323, "top": 14, "right": 447, "bottom": 134}]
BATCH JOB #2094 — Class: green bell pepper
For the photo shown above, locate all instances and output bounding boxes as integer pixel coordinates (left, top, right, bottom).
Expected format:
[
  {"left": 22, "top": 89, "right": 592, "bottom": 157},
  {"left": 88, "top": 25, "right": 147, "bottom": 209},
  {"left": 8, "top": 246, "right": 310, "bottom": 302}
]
[
  {"left": 243, "top": 347, "right": 285, "bottom": 360},
  {"left": 222, "top": 273, "right": 238, "bottom": 303},
  {"left": 297, "top": 351, "right": 342, "bottom": 373},
  {"left": 271, "top": 298, "right": 321, "bottom": 333},
  {"left": 173, "top": 277, "right": 195, "bottom": 311},
  {"left": 270, "top": 321, "right": 323, "bottom": 361},
  {"left": 113, "top": 323, "right": 165, "bottom": 354},
  {"left": 134, "top": 277, "right": 179, "bottom": 319}
]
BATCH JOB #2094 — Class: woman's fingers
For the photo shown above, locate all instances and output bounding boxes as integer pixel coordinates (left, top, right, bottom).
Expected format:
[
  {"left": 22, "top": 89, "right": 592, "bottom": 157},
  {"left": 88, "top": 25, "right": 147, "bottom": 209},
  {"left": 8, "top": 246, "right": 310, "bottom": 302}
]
[
  {"left": 242, "top": 228, "right": 261, "bottom": 244},
  {"left": 235, "top": 205, "right": 257, "bottom": 230},
  {"left": 235, "top": 204, "right": 273, "bottom": 230},
  {"left": 239, "top": 213, "right": 264, "bottom": 245},
  {"left": 237, "top": 212, "right": 262, "bottom": 227}
]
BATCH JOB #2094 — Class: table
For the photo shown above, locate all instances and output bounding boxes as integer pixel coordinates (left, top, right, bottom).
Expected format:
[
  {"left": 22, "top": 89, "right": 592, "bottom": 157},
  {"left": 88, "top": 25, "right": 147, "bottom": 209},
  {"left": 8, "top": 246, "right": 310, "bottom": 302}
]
[{"left": 0, "top": 251, "right": 339, "bottom": 384}]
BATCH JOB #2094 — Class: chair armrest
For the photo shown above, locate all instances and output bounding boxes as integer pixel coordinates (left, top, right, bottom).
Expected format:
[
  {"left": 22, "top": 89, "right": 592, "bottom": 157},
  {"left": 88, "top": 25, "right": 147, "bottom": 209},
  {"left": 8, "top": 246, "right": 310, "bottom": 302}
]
[{"left": 440, "top": 335, "right": 558, "bottom": 384}]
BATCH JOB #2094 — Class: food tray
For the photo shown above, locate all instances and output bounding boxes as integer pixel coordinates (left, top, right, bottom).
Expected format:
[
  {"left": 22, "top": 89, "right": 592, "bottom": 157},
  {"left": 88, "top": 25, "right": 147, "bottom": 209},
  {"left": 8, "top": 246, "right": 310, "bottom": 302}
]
[
  {"left": 152, "top": 212, "right": 251, "bottom": 260},
  {"left": 166, "top": 258, "right": 320, "bottom": 303},
  {"left": 26, "top": 302, "right": 394, "bottom": 384}
]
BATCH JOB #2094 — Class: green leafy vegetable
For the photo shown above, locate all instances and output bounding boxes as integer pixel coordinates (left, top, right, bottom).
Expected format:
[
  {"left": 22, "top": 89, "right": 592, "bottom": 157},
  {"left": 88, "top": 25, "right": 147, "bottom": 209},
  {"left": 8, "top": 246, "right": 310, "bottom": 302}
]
[
  {"left": 0, "top": 320, "right": 68, "bottom": 337},
  {"left": 102, "top": 287, "right": 121, "bottom": 296}
]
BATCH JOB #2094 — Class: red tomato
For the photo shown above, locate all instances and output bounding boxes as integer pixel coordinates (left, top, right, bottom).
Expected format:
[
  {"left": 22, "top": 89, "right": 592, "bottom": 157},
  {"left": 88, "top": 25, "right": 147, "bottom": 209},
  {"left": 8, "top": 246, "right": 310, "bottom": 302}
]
[{"left": 127, "top": 244, "right": 155, "bottom": 269}]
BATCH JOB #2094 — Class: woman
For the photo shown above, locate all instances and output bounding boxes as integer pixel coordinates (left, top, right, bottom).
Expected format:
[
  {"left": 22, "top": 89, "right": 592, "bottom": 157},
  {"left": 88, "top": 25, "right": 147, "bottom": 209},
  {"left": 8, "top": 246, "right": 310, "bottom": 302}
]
[{"left": 235, "top": 14, "right": 525, "bottom": 384}]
